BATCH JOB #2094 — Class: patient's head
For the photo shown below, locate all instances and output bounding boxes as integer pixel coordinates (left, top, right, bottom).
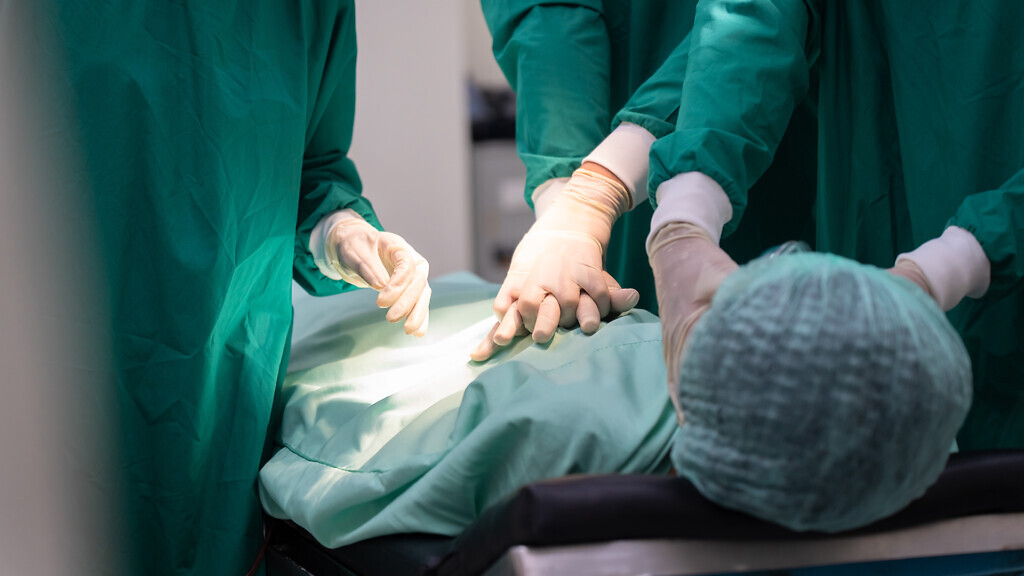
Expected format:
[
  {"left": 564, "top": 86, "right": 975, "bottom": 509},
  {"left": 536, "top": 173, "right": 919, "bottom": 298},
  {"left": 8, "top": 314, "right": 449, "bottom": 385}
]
[{"left": 672, "top": 252, "right": 972, "bottom": 532}]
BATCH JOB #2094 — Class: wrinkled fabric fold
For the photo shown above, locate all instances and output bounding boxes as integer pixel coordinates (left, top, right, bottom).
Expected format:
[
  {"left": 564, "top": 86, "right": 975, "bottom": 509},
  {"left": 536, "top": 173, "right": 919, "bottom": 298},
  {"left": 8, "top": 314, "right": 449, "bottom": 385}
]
[{"left": 260, "top": 275, "right": 676, "bottom": 547}]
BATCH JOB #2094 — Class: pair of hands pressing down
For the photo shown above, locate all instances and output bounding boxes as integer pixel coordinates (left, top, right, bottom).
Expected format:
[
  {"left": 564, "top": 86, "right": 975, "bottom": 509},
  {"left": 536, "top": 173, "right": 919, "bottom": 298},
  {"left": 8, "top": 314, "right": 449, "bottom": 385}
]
[{"left": 471, "top": 163, "right": 641, "bottom": 361}]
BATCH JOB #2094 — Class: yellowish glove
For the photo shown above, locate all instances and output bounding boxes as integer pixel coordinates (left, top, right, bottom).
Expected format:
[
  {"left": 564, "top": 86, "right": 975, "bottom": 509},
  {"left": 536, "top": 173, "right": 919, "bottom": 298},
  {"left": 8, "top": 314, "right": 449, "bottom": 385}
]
[
  {"left": 470, "top": 271, "right": 638, "bottom": 361},
  {"left": 472, "top": 165, "right": 640, "bottom": 361}
]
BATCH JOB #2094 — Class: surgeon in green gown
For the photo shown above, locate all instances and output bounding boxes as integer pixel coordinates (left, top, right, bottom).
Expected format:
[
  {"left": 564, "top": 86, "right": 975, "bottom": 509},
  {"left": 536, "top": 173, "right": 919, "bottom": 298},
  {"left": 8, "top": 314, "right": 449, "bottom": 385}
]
[
  {"left": 474, "top": 0, "right": 816, "bottom": 359},
  {"left": 41, "top": 1, "right": 432, "bottom": 573},
  {"left": 646, "top": 0, "right": 1024, "bottom": 448}
]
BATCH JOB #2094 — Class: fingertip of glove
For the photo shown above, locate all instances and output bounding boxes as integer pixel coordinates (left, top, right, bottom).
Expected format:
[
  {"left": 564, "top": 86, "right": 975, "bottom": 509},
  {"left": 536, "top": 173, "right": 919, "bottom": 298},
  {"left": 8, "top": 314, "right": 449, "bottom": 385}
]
[
  {"left": 612, "top": 289, "right": 640, "bottom": 311},
  {"left": 407, "top": 318, "right": 429, "bottom": 337},
  {"left": 469, "top": 342, "right": 495, "bottom": 362}
]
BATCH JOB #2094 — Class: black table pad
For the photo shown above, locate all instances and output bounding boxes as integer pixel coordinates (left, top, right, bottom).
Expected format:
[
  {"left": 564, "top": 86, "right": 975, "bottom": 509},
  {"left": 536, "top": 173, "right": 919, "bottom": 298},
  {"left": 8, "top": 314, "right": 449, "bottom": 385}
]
[{"left": 269, "top": 450, "right": 1024, "bottom": 576}]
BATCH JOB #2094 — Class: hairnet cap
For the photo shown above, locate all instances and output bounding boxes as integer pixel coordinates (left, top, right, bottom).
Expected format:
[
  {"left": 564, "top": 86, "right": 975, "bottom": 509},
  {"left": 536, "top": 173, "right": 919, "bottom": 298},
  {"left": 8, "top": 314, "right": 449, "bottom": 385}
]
[{"left": 673, "top": 253, "right": 972, "bottom": 533}]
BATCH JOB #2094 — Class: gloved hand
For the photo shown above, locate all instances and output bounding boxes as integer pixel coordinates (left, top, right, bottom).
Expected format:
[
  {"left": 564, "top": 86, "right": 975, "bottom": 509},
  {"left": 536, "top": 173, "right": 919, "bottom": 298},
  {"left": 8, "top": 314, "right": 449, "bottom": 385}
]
[
  {"left": 885, "top": 226, "right": 990, "bottom": 312},
  {"left": 472, "top": 164, "right": 640, "bottom": 361},
  {"left": 648, "top": 221, "right": 738, "bottom": 419},
  {"left": 325, "top": 216, "right": 431, "bottom": 336},
  {"left": 887, "top": 258, "right": 937, "bottom": 301},
  {"left": 470, "top": 270, "right": 638, "bottom": 362}
]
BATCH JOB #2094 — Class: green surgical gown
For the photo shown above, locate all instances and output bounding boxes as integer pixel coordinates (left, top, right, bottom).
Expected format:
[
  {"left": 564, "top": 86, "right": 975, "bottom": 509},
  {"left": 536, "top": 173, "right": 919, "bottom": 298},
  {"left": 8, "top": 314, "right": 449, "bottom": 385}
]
[
  {"left": 42, "top": 1, "right": 380, "bottom": 573},
  {"left": 481, "top": 0, "right": 816, "bottom": 311},
  {"left": 649, "top": 0, "right": 1024, "bottom": 449}
]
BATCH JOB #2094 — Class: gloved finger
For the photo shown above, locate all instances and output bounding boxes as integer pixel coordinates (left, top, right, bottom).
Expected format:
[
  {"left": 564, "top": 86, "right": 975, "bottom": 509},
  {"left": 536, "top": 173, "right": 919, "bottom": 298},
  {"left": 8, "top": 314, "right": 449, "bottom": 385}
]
[
  {"left": 355, "top": 256, "right": 390, "bottom": 291},
  {"left": 494, "top": 301, "right": 528, "bottom": 345},
  {"left": 516, "top": 284, "right": 547, "bottom": 333},
  {"left": 552, "top": 288, "right": 581, "bottom": 328},
  {"left": 603, "top": 271, "right": 640, "bottom": 315},
  {"left": 532, "top": 294, "right": 561, "bottom": 344},
  {"left": 609, "top": 289, "right": 640, "bottom": 315},
  {"left": 377, "top": 251, "right": 422, "bottom": 308},
  {"left": 402, "top": 282, "right": 431, "bottom": 337},
  {"left": 383, "top": 264, "right": 428, "bottom": 324},
  {"left": 471, "top": 322, "right": 503, "bottom": 362},
  {"left": 577, "top": 293, "right": 601, "bottom": 334},
  {"left": 493, "top": 275, "right": 522, "bottom": 319},
  {"left": 573, "top": 262, "right": 611, "bottom": 318}
]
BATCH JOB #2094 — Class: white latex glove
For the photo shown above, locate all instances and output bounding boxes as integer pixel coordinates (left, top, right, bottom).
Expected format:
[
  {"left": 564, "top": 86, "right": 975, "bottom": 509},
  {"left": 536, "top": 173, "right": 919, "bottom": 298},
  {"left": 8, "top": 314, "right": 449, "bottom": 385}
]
[
  {"left": 648, "top": 221, "right": 738, "bottom": 420},
  {"left": 471, "top": 165, "right": 640, "bottom": 361},
  {"left": 888, "top": 226, "right": 990, "bottom": 311},
  {"left": 888, "top": 258, "right": 938, "bottom": 300},
  {"left": 324, "top": 213, "right": 431, "bottom": 337}
]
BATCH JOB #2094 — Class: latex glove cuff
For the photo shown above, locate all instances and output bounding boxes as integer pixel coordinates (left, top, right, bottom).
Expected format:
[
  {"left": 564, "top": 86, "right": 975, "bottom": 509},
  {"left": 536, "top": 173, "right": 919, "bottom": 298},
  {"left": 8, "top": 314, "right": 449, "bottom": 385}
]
[
  {"left": 311, "top": 209, "right": 367, "bottom": 282},
  {"left": 582, "top": 122, "right": 657, "bottom": 210},
  {"left": 895, "top": 226, "right": 990, "bottom": 311},
  {"left": 648, "top": 172, "right": 733, "bottom": 253},
  {"left": 529, "top": 168, "right": 631, "bottom": 255}
]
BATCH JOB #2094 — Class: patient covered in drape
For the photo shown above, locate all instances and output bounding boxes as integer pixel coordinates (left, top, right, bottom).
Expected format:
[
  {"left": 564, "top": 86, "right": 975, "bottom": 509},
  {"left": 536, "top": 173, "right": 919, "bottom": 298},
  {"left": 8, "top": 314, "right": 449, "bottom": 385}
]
[
  {"left": 262, "top": 254, "right": 973, "bottom": 547},
  {"left": 259, "top": 274, "right": 677, "bottom": 547}
]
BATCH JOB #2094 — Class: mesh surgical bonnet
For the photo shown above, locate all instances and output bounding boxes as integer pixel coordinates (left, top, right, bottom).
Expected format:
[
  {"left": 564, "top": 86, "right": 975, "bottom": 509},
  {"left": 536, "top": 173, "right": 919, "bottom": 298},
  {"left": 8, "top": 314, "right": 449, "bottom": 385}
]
[{"left": 672, "top": 253, "right": 972, "bottom": 532}]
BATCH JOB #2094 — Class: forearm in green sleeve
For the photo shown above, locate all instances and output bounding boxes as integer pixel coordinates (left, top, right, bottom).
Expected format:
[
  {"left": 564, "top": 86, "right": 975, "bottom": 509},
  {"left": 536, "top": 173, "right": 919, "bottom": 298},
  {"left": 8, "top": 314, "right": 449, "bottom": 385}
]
[
  {"left": 948, "top": 168, "right": 1024, "bottom": 298},
  {"left": 648, "top": 0, "right": 818, "bottom": 236},
  {"left": 295, "top": 40, "right": 382, "bottom": 297},
  {"left": 612, "top": 34, "right": 692, "bottom": 140},
  {"left": 481, "top": 0, "right": 612, "bottom": 206}
]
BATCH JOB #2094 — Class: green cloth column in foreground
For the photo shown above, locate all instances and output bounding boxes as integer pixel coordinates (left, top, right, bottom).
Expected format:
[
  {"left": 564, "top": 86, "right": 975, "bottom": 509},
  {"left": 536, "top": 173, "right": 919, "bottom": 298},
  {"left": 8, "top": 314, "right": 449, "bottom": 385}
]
[{"left": 41, "top": 1, "right": 380, "bottom": 572}]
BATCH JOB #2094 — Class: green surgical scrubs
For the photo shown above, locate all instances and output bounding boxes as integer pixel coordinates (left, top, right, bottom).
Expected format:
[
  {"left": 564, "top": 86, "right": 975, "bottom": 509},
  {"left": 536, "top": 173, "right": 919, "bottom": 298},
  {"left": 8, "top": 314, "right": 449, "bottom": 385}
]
[
  {"left": 649, "top": 0, "right": 1024, "bottom": 449},
  {"left": 481, "top": 0, "right": 816, "bottom": 312},
  {"left": 42, "top": 1, "right": 379, "bottom": 573}
]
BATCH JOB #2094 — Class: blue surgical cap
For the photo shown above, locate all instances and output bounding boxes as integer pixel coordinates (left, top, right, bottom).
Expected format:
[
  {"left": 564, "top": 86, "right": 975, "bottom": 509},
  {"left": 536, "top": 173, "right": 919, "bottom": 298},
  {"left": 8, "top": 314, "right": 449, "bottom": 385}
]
[{"left": 672, "top": 253, "right": 972, "bottom": 532}]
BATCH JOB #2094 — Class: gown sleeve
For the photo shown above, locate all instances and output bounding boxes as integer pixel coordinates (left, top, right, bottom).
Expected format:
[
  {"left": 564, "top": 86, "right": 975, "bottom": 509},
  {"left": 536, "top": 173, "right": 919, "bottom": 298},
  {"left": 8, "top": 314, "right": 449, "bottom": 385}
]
[
  {"left": 612, "top": 33, "right": 692, "bottom": 141},
  {"left": 293, "top": 5, "right": 383, "bottom": 296},
  {"left": 647, "top": 0, "right": 819, "bottom": 236},
  {"left": 481, "top": 0, "right": 613, "bottom": 208},
  {"left": 949, "top": 168, "right": 1024, "bottom": 298}
]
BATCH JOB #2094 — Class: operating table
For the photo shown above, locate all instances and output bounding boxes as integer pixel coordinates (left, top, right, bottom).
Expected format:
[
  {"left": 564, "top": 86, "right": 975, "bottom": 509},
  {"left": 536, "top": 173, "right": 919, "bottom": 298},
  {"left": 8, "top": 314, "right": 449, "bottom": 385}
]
[
  {"left": 265, "top": 449, "right": 1024, "bottom": 575},
  {"left": 264, "top": 276, "right": 1024, "bottom": 576}
]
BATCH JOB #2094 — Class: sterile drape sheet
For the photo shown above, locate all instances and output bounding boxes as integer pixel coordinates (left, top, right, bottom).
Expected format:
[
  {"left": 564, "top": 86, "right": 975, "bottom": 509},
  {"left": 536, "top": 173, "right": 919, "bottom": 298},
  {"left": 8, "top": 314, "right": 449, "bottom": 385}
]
[{"left": 259, "top": 273, "right": 676, "bottom": 547}]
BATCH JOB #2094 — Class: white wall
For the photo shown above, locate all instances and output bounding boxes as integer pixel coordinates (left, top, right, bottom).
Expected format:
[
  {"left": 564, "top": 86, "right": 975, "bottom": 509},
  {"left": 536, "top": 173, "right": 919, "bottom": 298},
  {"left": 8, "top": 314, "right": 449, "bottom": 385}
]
[
  {"left": 350, "top": 1, "right": 472, "bottom": 277},
  {"left": 464, "top": 0, "right": 510, "bottom": 89}
]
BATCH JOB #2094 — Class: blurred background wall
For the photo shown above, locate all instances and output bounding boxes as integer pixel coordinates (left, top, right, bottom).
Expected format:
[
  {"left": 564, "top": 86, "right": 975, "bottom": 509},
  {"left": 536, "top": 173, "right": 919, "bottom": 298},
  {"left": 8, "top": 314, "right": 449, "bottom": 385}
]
[
  {"left": 0, "top": 3, "right": 119, "bottom": 573},
  {"left": 350, "top": 1, "right": 529, "bottom": 282}
]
